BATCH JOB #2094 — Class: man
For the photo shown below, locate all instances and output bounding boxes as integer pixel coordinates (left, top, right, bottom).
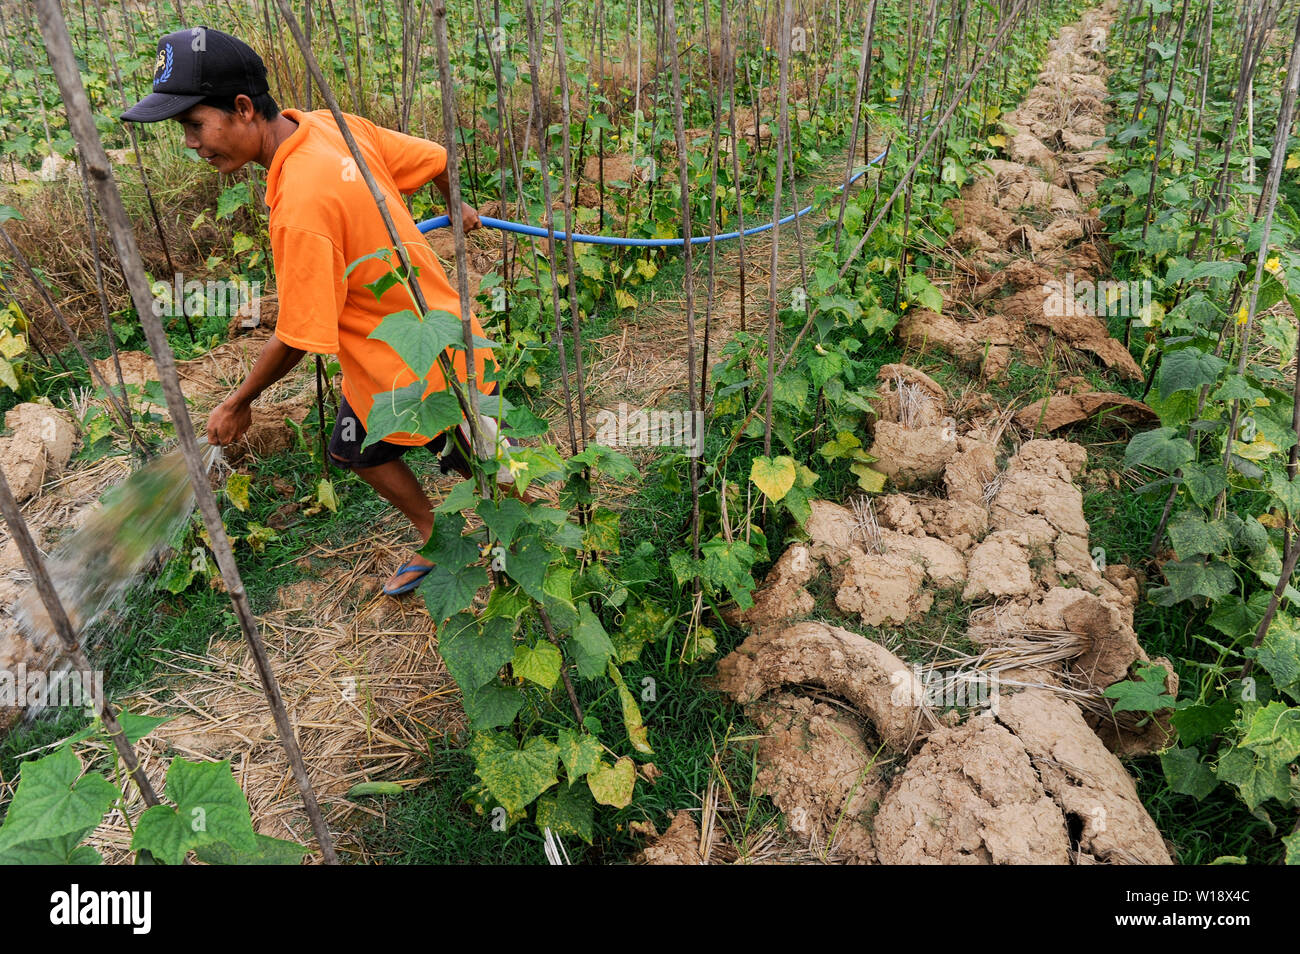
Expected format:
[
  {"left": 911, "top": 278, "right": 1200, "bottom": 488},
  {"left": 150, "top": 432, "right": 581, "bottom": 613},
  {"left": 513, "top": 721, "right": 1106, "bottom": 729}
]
[{"left": 123, "top": 26, "right": 502, "bottom": 596}]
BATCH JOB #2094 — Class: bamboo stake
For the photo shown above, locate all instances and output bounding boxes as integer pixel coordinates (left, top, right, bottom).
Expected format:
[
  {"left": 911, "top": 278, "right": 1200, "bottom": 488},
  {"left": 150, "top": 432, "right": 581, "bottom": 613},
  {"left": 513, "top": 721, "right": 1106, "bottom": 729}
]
[
  {"left": 551, "top": 0, "right": 591, "bottom": 452},
  {"left": 523, "top": 0, "right": 580, "bottom": 455},
  {"left": 835, "top": 0, "right": 877, "bottom": 255},
  {"left": 764, "top": 0, "right": 794, "bottom": 457},
  {"left": 665, "top": 0, "right": 701, "bottom": 565}
]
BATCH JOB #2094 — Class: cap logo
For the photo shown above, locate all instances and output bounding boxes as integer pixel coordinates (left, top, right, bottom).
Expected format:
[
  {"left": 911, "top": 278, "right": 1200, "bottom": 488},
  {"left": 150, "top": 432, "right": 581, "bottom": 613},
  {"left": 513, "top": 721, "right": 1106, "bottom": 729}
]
[{"left": 153, "top": 43, "right": 174, "bottom": 87}]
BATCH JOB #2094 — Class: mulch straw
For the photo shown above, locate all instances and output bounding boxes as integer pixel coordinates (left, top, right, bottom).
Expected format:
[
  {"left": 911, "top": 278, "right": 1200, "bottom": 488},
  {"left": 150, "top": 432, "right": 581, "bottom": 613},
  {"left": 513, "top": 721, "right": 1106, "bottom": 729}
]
[{"left": 54, "top": 510, "right": 469, "bottom": 864}]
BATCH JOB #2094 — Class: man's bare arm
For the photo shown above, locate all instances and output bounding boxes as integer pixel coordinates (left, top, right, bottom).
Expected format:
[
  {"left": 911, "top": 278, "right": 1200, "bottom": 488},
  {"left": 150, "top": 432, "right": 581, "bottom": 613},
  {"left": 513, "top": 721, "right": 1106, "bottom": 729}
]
[
  {"left": 432, "top": 167, "right": 482, "bottom": 232},
  {"left": 206, "top": 334, "right": 307, "bottom": 445}
]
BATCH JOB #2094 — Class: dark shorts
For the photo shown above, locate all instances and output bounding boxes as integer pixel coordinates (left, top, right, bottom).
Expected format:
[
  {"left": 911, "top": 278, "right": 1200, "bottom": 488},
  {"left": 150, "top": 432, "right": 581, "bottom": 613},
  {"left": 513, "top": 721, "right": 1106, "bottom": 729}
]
[{"left": 327, "top": 381, "right": 501, "bottom": 477}]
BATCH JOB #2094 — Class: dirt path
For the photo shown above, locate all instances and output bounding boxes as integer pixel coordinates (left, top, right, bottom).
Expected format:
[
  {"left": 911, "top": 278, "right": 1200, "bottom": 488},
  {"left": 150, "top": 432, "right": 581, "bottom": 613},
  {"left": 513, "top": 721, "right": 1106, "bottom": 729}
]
[{"left": 648, "top": 0, "right": 1181, "bottom": 865}]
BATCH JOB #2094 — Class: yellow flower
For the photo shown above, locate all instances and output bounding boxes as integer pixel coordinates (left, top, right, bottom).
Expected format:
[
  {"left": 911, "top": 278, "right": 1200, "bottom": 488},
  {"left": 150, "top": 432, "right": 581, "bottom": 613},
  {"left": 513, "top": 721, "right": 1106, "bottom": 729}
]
[
  {"left": 900, "top": 301, "right": 910, "bottom": 311},
  {"left": 1236, "top": 306, "right": 1250, "bottom": 325},
  {"left": 886, "top": 95, "right": 898, "bottom": 102},
  {"left": 1265, "top": 256, "right": 1281, "bottom": 275},
  {"left": 507, "top": 456, "right": 527, "bottom": 479},
  {"left": 1139, "top": 109, "right": 1146, "bottom": 119}
]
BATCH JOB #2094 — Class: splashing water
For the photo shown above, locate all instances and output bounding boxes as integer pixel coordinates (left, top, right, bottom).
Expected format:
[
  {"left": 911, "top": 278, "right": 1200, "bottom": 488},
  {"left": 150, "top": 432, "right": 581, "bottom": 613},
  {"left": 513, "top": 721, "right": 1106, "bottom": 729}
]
[{"left": 11, "top": 443, "right": 220, "bottom": 714}]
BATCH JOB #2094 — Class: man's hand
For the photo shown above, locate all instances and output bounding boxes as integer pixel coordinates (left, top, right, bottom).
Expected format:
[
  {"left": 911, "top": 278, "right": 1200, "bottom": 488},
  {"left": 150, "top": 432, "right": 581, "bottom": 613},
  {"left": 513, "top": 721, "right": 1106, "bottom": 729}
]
[
  {"left": 433, "top": 168, "right": 482, "bottom": 233},
  {"left": 460, "top": 202, "right": 482, "bottom": 233},
  {"left": 206, "top": 395, "right": 253, "bottom": 446},
  {"left": 205, "top": 335, "right": 307, "bottom": 446}
]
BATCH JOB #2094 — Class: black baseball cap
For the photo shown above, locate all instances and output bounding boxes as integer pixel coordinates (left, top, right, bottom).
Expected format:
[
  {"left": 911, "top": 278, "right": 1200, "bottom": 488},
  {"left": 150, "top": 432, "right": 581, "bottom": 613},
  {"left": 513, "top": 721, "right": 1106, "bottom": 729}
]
[{"left": 121, "top": 27, "right": 269, "bottom": 123}]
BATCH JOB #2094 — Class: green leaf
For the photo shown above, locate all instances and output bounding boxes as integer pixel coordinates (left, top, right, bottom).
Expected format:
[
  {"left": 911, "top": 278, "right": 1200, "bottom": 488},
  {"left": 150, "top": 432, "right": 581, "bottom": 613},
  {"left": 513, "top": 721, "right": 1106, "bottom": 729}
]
[
  {"left": 116, "top": 712, "right": 170, "bottom": 746},
  {"left": 0, "top": 746, "right": 117, "bottom": 853},
  {"left": 419, "top": 562, "right": 488, "bottom": 625},
  {"left": 587, "top": 756, "right": 636, "bottom": 808},
  {"left": 315, "top": 478, "right": 339, "bottom": 513},
  {"left": 556, "top": 729, "right": 603, "bottom": 784},
  {"left": 504, "top": 404, "right": 549, "bottom": 438},
  {"left": 1171, "top": 700, "right": 1235, "bottom": 745},
  {"left": 1161, "top": 747, "right": 1219, "bottom": 799},
  {"left": 533, "top": 785, "right": 595, "bottom": 842},
  {"left": 613, "top": 600, "right": 673, "bottom": 663},
  {"left": 193, "top": 833, "right": 308, "bottom": 865},
  {"left": 1238, "top": 701, "right": 1300, "bottom": 763},
  {"left": 1125, "top": 426, "right": 1195, "bottom": 473},
  {"left": 818, "top": 430, "right": 862, "bottom": 461},
  {"left": 482, "top": 585, "right": 531, "bottom": 621},
  {"left": 216, "top": 181, "right": 252, "bottom": 218},
  {"left": 0, "top": 829, "right": 102, "bottom": 865},
  {"left": 132, "top": 758, "right": 258, "bottom": 866},
  {"left": 567, "top": 444, "right": 640, "bottom": 482},
  {"left": 368, "top": 309, "right": 464, "bottom": 377},
  {"left": 157, "top": 556, "right": 197, "bottom": 595},
  {"left": 534, "top": 782, "right": 594, "bottom": 843},
  {"left": 419, "top": 512, "right": 482, "bottom": 569},
  {"left": 541, "top": 565, "right": 579, "bottom": 631},
  {"left": 225, "top": 473, "right": 251, "bottom": 512},
  {"left": 571, "top": 603, "right": 616, "bottom": 680},
  {"left": 698, "top": 537, "right": 760, "bottom": 609},
  {"left": 750, "top": 455, "right": 797, "bottom": 501},
  {"left": 508, "top": 445, "right": 566, "bottom": 494},
  {"left": 362, "top": 382, "right": 462, "bottom": 450},
  {"left": 1216, "top": 745, "right": 1293, "bottom": 811},
  {"left": 507, "top": 529, "right": 552, "bottom": 601},
  {"left": 1189, "top": 260, "right": 1245, "bottom": 281},
  {"left": 905, "top": 271, "right": 944, "bottom": 312},
  {"left": 470, "top": 732, "right": 560, "bottom": 815},
  {"left": 1167, "top": 511, "right": 1234, "bottom": 559},
  {"left": 344, "top": 247, "right": 393, "bottom": 279},
  {"left": 1284, "top": 829, "right": 1300, "bottom": 865},
  {"left": 435, "top": 478, "right": 479, "bottom": 514},
  {"left": 475, "top": 497, "right": 531, "bottom": 547},
  {"left": 1212, "top": 375, "right": 1265, "bottom": 404},
  {"left": 772, "top": 371, "right": 809, "bottom": 411},
  {"left": 1180, "top": 461, "right": 1227, "bottom": 506},
  {"left": 583, "top": 508, "right": 620, "bottom": 553},
  {"left": 512, "top": 640, "right": 562, "bottom": 689},
  {"left": 1158, "top": 348, "right": 1227, "bottom": 401},
  {"left": 436, "top": 614, "right": 515, "bottom": 690},
  {"left": 1102, "top": 662, "right": 1175, "bottom": 714},
  {"left": 1256, "top": 615, "right": 1300, "bottom": 703},
  {"left": 1149, "top": 558, "right": 1236, "bottom": 604},
  {"left": 1269, "top": 469, "right": 1300, "bottom": 517},
  {"left": 608, "top": 662, "right": 653, "bottom": 754},
  {"left": 462, "top": 683, "right": 524, "bottom": 731}
]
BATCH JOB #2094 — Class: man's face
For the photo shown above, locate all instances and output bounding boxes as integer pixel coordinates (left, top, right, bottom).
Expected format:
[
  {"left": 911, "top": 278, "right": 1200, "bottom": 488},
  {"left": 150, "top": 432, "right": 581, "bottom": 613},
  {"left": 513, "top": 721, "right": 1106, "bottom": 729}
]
[{"left": 173, "top": 99, "right": 259, "bottom": 174}]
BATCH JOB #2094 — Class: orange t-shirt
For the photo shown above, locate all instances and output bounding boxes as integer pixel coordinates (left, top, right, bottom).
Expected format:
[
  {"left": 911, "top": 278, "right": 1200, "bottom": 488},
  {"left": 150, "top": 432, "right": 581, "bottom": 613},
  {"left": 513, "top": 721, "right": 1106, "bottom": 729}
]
[{"left": 265, "top": 108, "right": 497, "bottom": 445}]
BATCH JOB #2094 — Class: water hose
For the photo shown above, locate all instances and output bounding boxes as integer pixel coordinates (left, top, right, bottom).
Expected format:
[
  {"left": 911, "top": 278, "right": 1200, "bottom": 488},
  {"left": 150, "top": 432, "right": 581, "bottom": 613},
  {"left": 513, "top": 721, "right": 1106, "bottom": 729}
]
[{"left": 416, "top": 140, "right": 894, "bottom": 246}]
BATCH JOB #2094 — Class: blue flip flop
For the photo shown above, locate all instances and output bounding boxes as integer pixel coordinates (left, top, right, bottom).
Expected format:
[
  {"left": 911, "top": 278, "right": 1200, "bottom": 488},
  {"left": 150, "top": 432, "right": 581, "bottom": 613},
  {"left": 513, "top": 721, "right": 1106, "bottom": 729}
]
[{"left": 383, "top": 560, "right": 434, "bottom": 596}]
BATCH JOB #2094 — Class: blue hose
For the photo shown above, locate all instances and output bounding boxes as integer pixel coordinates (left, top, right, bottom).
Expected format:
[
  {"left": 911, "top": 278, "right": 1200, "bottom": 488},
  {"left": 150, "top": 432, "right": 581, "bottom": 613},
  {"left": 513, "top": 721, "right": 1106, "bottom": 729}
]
[{"left": 417, "top": 140, "right": 892, "bottom": 247}]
